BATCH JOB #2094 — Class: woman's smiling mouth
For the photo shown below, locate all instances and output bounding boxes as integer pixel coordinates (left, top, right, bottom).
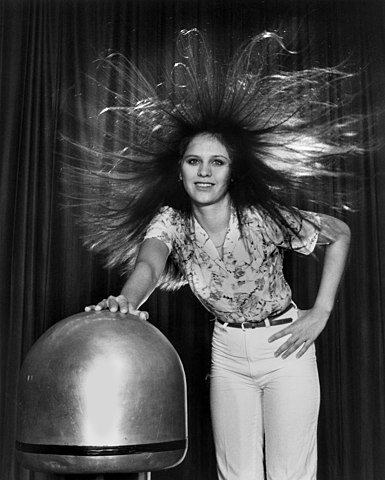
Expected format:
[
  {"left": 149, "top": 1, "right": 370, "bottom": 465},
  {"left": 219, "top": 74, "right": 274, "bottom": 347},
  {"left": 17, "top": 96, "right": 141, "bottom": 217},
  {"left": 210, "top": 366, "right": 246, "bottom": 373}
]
[{"left": 195, "top": 182, "right": 215, "bottom": 189}]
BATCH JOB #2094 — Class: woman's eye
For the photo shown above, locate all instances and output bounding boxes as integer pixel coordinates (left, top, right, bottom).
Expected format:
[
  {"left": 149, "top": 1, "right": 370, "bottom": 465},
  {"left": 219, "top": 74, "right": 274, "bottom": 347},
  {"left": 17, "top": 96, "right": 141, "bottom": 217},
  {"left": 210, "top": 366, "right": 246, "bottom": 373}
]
[
  {"left": 212, "top": 159, "right": 225, "bottom": 166},
  {"left": 185, "top": 158, "right": 199, "bottom": 165}
]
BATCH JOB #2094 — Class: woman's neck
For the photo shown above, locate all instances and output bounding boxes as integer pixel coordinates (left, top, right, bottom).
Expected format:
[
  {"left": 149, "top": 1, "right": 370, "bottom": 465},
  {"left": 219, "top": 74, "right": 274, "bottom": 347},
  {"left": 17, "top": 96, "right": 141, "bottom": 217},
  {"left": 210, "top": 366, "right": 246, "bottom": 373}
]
[{"left": 191, "top": 196, "right": 231, "bottom": 236}]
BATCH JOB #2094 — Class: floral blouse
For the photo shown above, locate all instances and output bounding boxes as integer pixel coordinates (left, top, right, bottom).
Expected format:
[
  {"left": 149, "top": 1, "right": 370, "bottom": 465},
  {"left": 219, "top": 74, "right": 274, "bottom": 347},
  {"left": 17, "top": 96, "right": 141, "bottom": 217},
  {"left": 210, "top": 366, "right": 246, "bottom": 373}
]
[{"left": 144, "top": 206, "right": 321, "bottom": 323}]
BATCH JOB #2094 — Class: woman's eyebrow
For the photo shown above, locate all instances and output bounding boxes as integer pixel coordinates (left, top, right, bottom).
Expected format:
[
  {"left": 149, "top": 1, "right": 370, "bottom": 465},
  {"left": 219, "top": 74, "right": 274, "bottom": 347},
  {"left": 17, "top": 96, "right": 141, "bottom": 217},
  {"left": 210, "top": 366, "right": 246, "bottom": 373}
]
[
  {"left": 182, "top": 154, "right": 231, "bottom": 162},
  {"left": 183, "top": 154, "right": 229, "bottom": 158}
]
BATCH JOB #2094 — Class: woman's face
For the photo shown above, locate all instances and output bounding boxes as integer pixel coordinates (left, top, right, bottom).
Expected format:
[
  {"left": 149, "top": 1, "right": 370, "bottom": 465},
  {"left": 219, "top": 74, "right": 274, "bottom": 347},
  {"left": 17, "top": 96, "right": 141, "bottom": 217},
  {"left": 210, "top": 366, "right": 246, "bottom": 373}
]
[{"left": 180, "top": 133, "right": 232, "bottom": 208}]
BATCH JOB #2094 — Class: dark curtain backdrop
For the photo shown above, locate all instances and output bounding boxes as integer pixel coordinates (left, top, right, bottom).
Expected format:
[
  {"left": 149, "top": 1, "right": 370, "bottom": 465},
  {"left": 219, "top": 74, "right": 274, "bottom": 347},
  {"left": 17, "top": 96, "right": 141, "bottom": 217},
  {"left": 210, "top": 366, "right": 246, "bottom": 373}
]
[{"left": 1, "top": 0, "right": 385, "bottom": 479}]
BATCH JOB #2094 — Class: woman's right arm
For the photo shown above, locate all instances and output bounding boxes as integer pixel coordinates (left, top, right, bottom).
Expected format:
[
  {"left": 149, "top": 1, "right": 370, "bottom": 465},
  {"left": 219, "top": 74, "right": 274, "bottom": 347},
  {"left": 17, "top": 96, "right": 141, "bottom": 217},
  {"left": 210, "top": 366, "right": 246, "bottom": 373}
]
[{"left": 85, "top": 238, "right": 169, "bottom": 319}]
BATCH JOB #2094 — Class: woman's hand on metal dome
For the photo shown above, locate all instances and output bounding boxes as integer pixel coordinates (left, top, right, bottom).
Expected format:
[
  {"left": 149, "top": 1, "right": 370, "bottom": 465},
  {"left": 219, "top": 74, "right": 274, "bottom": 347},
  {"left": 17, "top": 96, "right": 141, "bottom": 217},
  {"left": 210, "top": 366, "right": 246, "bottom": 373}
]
[{"left": 85, "top": 294, "right": 150, "bottom": 320}]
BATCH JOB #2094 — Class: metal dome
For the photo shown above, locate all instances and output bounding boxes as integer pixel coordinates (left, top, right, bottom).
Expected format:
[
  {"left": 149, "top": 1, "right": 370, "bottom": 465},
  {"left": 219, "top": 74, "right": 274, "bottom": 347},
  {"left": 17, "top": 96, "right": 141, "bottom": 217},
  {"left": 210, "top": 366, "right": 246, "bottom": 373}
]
[{"left": 15, "top": 311, "right": 187, "bottom": 474}]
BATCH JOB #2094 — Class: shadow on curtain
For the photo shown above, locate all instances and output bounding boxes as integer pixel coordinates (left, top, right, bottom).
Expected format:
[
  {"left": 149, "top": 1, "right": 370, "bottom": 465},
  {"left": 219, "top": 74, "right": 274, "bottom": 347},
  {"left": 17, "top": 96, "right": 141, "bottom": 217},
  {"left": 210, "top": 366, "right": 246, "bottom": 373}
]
[{"left": 1, "top": 0, "right": 385, "bottom": 479}]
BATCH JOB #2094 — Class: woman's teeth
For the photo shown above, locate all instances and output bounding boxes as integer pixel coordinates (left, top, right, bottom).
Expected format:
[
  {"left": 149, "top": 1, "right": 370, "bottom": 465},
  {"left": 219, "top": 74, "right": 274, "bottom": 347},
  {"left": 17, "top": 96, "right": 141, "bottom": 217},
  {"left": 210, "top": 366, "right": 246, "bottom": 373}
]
[{"left": 195, "top": 182, "right": 213, "bottom": 187}]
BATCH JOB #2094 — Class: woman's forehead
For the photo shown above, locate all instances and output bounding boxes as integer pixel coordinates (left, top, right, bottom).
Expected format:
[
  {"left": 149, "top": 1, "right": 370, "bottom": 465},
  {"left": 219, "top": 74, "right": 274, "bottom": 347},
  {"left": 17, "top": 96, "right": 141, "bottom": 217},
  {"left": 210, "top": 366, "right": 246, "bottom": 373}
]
[{"left": 184, "top": 133, "right": 230, "bottom": 157}]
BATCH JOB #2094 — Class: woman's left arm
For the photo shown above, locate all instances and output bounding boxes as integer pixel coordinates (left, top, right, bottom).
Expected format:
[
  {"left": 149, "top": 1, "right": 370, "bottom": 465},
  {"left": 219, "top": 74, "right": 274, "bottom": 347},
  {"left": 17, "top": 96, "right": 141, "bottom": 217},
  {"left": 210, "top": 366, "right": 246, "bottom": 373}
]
[{"left": 268, "top": 213, "right": 351, "bottom": 359}]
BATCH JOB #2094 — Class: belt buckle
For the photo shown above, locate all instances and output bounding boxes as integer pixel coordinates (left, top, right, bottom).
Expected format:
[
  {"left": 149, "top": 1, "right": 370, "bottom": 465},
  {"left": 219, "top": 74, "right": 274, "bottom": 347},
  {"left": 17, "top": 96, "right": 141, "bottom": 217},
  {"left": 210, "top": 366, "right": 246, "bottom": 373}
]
[
  {"left": 241, "top": 321, "right": 249, "bottom": 331},
  {"left": 241, "top": 320, "right": 256, "bottom": 330}
]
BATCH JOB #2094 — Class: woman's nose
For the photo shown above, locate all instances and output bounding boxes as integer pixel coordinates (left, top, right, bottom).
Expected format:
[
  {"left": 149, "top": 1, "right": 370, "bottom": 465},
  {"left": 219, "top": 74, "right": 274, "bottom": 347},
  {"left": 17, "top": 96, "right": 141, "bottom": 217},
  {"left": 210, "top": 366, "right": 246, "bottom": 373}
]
[{"left": 198, "top": 162, "right": 212, "bottom": 176}]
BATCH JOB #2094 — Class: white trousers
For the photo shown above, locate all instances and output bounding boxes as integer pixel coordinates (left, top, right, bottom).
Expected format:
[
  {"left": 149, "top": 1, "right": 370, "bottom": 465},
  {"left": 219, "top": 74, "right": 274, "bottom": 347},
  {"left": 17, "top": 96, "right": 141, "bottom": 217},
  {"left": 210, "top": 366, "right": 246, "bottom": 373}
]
[{"left": 210, "top": 307, "right": 320, "bottom": 480}]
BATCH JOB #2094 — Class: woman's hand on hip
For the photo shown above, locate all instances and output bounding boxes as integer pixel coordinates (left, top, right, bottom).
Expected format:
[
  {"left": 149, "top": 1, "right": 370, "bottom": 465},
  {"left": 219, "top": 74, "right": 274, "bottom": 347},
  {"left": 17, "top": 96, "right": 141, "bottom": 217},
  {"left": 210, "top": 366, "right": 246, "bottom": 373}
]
[
  {"left": 85, "top": 295, "right": 149, "bottom": 321},
  {"left": 268, "top": 307, "right": 329, "bottom": 359}
]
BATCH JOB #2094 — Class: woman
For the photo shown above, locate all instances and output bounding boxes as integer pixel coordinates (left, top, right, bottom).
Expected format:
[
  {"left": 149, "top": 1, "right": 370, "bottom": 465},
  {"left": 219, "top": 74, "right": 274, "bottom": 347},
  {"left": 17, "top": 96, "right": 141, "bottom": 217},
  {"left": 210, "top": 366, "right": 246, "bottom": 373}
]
[
  {"left": 71, "top": 30, "right": 360, "bottom": 479},
  {"left": 85, "top": 131, "right": 349, "bottom": 480}
]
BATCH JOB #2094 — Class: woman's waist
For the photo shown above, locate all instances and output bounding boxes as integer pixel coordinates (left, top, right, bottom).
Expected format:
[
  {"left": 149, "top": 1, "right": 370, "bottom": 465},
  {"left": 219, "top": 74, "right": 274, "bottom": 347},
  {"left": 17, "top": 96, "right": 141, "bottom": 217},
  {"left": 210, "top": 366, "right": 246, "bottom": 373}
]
[{"left": 210, "top": 299, "right": 295, "bottom": 326}]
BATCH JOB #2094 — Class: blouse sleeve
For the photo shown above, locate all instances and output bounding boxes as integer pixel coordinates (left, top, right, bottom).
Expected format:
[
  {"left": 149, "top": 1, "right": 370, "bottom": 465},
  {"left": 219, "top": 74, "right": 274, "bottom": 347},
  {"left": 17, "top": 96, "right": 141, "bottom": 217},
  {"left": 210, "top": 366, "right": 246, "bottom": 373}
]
[
  {"left": 143, "top": 207, "right": 176, "bottom": 254},
  {"left": 264, "top": 208, "right": 321, "bottom": 255}
]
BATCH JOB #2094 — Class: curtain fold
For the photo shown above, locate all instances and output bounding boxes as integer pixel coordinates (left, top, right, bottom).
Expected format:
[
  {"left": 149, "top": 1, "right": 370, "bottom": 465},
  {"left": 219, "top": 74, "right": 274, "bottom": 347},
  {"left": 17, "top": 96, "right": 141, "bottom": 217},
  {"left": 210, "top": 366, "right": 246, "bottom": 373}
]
[{"left": 1, "top": 1, "right": 384, "bottom": 479}]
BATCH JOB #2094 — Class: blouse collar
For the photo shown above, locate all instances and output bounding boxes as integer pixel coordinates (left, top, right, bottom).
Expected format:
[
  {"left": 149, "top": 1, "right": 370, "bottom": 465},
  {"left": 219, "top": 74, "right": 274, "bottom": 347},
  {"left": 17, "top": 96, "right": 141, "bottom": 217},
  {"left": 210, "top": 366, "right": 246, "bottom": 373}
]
[{"left": 190, "top": 205, "right": 239, "bottom": 268}]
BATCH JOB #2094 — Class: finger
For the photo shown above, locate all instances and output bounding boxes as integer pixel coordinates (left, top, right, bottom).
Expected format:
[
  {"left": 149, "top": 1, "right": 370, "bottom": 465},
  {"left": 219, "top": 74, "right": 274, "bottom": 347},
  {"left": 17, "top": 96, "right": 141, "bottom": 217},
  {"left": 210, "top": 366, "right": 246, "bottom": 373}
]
[
  {"left": 95, "top": 299, "right": 108, "bottom": 311},
  {"left": 107, "top": 296, "right": 120, "bottom": 312},
  {"left": 126, "top": 304, "right": 149, "bottom": 320},
  {"left": 268, "top": 326, "right": 292, "bottom": 343},
  {"left": 274, "top": 337, "right": 302, "bottom": 358},
  {"left": 85, "top": 305, "right": 96, "bottom": 312},
  {"left": 116, "top": 294, "right": 129, "bottom": 313},
  {"left": 274, "top": 338, "right": 292, "bottom": 357},
  {"left": 295, "top": 342, "right": 311, "bottom": 359},
  {"left": 281, "top": 340, "right": 305, "bottom": 359},
  {"left": 139, "top": 311, "right": 150, "bottom": 321}
]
